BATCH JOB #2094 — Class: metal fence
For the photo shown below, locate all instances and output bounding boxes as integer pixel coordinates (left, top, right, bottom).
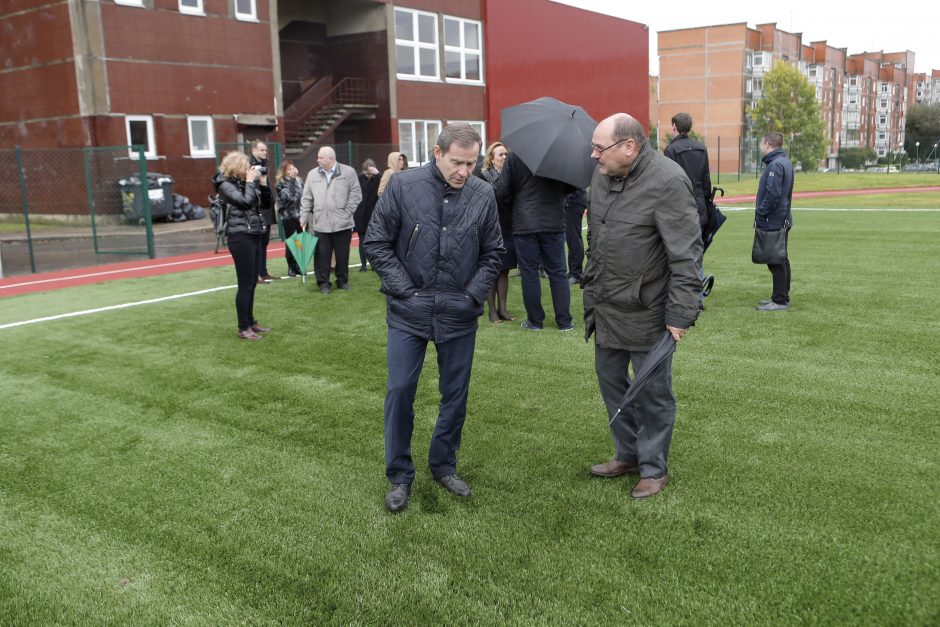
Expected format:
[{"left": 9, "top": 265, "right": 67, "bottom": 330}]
[{"left": 0, "top": 146, "right": 155, "bottom": 277}]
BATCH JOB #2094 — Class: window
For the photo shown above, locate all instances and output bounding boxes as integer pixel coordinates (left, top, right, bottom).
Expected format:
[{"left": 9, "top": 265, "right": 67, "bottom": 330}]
[
  {"left": 808, "top": 67, "right": 817, "bottom": 78},
  {"left": 753, "top": 77, "right": 763, "bottom": 91},
  {"left": 395, "top": 8, "right": 439, "bottom": 80},
  {"left": 745, "top": 79, "right": 752, "bottom": 94},
  {"left": 848, "top": 94, "right": 857, "bottom": 105},
  {"left": 235, "top": 0, "right": 256, "bottom": 21},
  {"left": 114, "top": 0, "right": 144, "bottom": 6},
  {"left": 447, "top": 120, "right": 486, "bottom": 148},
  {"left": 443, "top": 16, "right": 483, "bottom": 84},
  {"left": 846, "top": 129, "right": 860, "bottom": 141},
  {"left": 879, "top": 115, "right": 887, "bottom": 125},
  {"left": 179, "top": 0, "right": 203, "bottom": 14},
  {"left": 878, "top": 132, "right": 886, "bottom": 141},
  {"left": 187, "top": 116, "right": 214, "bottom": 158},
  {"left": 849, "top": 76, "right": 858, "bottom": 87},
  {"left": 125, "top": 115, "right": 156, "bottom": 159},
  {"left": 745, "top": 51, "right": 753, "bottom": 69},
  {"left": 753, "top": 51, "right": 763, "bottom": 66},
  {"left": 880, "top": 99, "right": 888, "bottom": 109},
  {"left": 399, "top": 119, "right": 442, "bottom": 165},
  {"left": 877, "top": 148, "right": 886, "bottom": 157},
  {"left": 880, "top": 83, "right": 889, "bottom": 93}
]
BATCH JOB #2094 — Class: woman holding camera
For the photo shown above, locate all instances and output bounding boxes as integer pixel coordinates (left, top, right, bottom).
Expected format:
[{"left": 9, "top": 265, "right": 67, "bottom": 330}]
[
  {"left": 276, "top": 160, "right": 304, "bottom": 277},
  {"left": 213, "top": 151, "right": 270, "bottom": 340}
]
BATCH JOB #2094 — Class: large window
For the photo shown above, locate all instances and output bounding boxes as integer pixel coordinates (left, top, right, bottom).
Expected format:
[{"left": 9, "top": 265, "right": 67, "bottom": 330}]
[
  {"left": 114, "top": 0, "right": 144, "bottom": 6},
  {"left": 187, "top": 116, "right": 215, "bottom": 158},
  {"left": 235, "top": 0, "right": 256, "bottom": 21},
  {"left": 443, "top": 16, "right": 483, "bottom": 84},
  {"left": 179, "top": 0, "right": 204, "bottom": 15},
  {"left": 395, "top": 8, "right": 439, "bottom": 80},
  {"left": 125, "top": 115, "right": 156, "bottom": 159},
  {"left": 753, "top": 51, "right": 763, "bottom": 66},
  {"left": 399, "top": 120, "right": 442, "bottom": 165}
]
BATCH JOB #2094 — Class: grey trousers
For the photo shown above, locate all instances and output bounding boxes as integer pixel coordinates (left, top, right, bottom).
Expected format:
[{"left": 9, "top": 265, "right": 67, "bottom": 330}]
[{"left": 595, "top": 344, "right": 676, "bottom": 478}]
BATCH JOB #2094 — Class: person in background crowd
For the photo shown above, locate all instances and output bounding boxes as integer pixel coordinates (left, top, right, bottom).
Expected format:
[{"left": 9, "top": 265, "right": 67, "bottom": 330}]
[
  {"left": 378, "top": 151, "right": 403, "bottom": 197},
  {"left": 355, "top": 159, "right": 381, "bottom": 272},
  {"left": 399, "top": 154, "right": 410, "bottom": 170},
  {"left": 564, "top": 188, "right": 588, "bottom": 286},
  {"left": 364, "top": 124, "right": 503, "bottom": 513},
  {"left": 248, "top": 140, "right": 278, "bottom": 283},
  {"left": 480, "top": 141, "right": 515, "bottom": 322},
  {"left": 299, "top": 146, "right": 362, "bottom": 294},
  {"left": 275, "top": 160, "right": 304, "bottom": 277},
  {"left": 213, "top": 151, "right": 270, "bottom": 340},
  {"left": 754, "top": 131, "right": 795, "bottom": 311}
]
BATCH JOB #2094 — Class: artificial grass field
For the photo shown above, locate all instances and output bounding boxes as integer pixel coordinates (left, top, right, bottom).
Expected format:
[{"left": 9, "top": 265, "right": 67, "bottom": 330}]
[{"left": 1, "top": 209, "right": 938, "bottom": 624}]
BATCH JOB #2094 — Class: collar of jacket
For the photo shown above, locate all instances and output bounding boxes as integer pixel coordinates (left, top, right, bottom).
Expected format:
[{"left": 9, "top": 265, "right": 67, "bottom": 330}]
[
  {"left": 762, "top": 148, "right": 785, "bottom": 165},
  {"left": 671, "top": 133, "right": 689, "bottom": 142},
  {"left": 427, "top": 160, "right": 463, "bottom": 193},
  {"left": 620, "top": 141, "right": 654, "bottom": 185}
]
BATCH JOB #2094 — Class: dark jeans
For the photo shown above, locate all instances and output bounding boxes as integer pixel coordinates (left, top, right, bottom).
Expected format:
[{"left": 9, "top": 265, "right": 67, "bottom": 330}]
[
  {"left": 282, "top": 217, "right": 301, "bottom": 274},
  {"left": 768, "top": 228, "right": 791, "bottom": 304},
  {"left": 227, "top": 232, "right": 261, "bottom": 330},
  {"left": 314, "top": 228, "right": 352, "bottom": 287},
  {"left": 355, "top": 229, "right": 368, "bottom": 269},
  {"left": 384, "top": 327, "right": 477, "bottom": 485},
  {"left": 565, "top": 205, "right": 585, "bottom": 280},
  {"left": 257, "top": 228, "right": 271, "bottom": 277},
  {"left": 515, "top": 232, "right": 572, "bottom": 328},
  {"left": 595, "top": 344, "right": 676, "bottom": 479}
]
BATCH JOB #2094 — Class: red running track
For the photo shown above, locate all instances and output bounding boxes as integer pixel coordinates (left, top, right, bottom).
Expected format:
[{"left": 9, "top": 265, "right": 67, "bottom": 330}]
[{"left": 721, "top": 185, "right": 940, "bottom": 204}]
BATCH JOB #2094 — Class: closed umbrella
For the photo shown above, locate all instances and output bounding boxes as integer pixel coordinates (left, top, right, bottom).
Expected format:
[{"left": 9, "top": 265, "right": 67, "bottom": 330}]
[
  {"left": 284, "top": 230, "right": 318, "bottom": 283},
  {"left": 500, "top": 97, "right": 598, "bottom": 188},
  {"left": 609, "top": 331, "right": 677, "bottom": 426}
]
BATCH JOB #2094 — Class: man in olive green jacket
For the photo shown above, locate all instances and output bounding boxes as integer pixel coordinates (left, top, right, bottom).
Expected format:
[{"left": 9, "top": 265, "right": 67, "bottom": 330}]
[{"left": 584, "top": 114, "right": 702, "bottom": 499}]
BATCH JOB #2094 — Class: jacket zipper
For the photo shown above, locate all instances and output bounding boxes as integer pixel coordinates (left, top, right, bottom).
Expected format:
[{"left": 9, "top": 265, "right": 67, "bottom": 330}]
[{"left": 405, "top": 224, "right": 421, "bottom": 260}]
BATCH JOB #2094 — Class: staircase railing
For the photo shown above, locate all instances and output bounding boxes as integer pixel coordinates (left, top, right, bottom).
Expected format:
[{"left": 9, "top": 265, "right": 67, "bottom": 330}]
[{"left": 285, "top": 77, "right": 374, "bottom": 138}]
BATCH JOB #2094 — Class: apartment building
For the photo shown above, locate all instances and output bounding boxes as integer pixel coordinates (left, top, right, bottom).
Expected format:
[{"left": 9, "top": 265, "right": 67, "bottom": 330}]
[
  {"left": 912, "top": 70, "right": 940, "bottom": 105},
  {"left": 658, "top": 22, "right": 917, "bottom": 171},
  {"left": 1, "top": 0, "right": 649, "bottom": 206}
]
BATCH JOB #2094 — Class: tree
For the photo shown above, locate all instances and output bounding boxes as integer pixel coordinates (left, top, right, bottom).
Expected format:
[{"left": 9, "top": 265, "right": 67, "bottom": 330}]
[
  {"left": 837, "top": 147, "right": 876, "bottom": 169},
  {"left": 904, "top": 104, "right": 940, "bottom": 161},
  {"left": 752, "top": 61, "right": 827, "bottom": 170}
]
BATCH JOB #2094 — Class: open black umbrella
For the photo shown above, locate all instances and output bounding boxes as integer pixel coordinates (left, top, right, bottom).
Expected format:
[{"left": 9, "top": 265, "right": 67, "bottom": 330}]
[
  {"left": 500, "top": 97, "right": 597, "bottom": 188},
  {"left": 609, "top": 331, "right": 677, "bottom": 426}
]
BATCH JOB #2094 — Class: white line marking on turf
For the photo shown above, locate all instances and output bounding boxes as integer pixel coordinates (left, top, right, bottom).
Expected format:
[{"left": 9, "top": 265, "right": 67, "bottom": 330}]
[{"left": 0, "top": 285, "right": 236, "bottom": 330}]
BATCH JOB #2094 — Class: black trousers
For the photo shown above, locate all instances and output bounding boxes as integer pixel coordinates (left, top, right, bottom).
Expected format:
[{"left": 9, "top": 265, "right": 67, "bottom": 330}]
[
  {"left": 282, "top": 217, "right": 301, "bottom": 274},
  {"left": 768, "top": 228, "right": 791, "bottom": 304},
  {"left": 227, "top": 232, "right": 261, "bottom": 330},
  {"left": 355, "top": 229, "right": 368, "bottom": 269},
  {"left": 565, "top": 205, "right": 586, "bottom": 279},
  {"left": 257, "top": 228, "right": 271, "bottom": 277},
  {"left": 314, "top": 229, "right": 352, "bottom": 287}
]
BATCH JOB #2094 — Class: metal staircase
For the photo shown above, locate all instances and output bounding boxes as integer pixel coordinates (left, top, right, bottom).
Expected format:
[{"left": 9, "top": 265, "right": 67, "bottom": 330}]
[{"left": 284, "top": 77, "right": 378, "bottom": 158}]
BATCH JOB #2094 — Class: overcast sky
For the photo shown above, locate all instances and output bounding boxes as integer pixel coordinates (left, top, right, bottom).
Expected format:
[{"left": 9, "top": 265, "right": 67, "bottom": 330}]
[{"left": 554, "top": 1, "right": 940, "bottom": 76}]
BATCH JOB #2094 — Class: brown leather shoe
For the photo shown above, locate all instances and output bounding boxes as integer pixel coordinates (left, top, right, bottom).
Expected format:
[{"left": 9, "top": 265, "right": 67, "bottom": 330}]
[
  {"left": 589, "top": 459, "right": 639, "bottom": 478},
  {"left": 261, "top": 274, "right": 280, "bottom": 281},
  {"left": 630, "top": 474, "right": 668, "bottom": 499},
  {"left": 238, "top": 329, "right": 262, "bottom": 341},
  {"left": 250, "top": 323, "right": 271, "bottom": 333}
]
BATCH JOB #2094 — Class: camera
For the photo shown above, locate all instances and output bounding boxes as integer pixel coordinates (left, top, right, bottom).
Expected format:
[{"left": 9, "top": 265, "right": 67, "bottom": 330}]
[{"left": 254, "top": 166, "right": 267, "bottom": 176}]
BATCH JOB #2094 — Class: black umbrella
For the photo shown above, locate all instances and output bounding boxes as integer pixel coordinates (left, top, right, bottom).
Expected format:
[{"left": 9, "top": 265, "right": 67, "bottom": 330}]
[
  {"left": 500, "top": 97, "right": 598, "bottom": 188},
  {"left": 702, "top": 185, "right": 727, "bottom": 253},
  {"left": 609, "top": 331, "right": 677, "bottom": 426}
]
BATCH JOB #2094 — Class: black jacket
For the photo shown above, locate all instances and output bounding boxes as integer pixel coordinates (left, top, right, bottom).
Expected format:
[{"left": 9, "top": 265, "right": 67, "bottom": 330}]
[
  {"left": 496, "top": 152, "right": 573, "bottom": 235},
  {"left": 248, "top": 153, "right": 275, "bottom": 225},
  {"left": 363, "top": 162, "right": 504, "bottom": 343},
  {"left": 276, "top": 177, "right": 302, "bottom": 221},
  {"left": 756, "top": 148, "right": 794, "bottom": 230},
  {"left": 355, "top": 172, "right": 381, "bottom": 234},
  {"left": 213, "top": 172, "right": 266, "bottom": 236},
  {"left": 664, "top": 133, "right": 712, "bottom": 227}
]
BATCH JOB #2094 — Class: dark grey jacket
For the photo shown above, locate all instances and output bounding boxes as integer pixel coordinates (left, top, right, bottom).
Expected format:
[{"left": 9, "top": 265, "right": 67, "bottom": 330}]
[
  {"left": 363, "top": 162, "right": 504, "bottom": 343},
  {"left": 664, "top": 133, "right": 712, "bottom": 227},
  {"left": 583, "top": 143, "right": 702, "bottom": 351},
  {"left": 495, "top": 152, "right": 572, "bottom": 235}
]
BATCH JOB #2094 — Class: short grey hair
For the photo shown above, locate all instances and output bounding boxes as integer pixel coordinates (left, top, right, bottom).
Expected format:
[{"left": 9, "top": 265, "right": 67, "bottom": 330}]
[
  {"left": 318, "top": 146, "right": 336, "bottom": 159},
  {"left": 611, "top": 114, "right": 648, "bottom": 149},
  {"left": 436, "top": 123, "right": 482, "bottom": 154}
]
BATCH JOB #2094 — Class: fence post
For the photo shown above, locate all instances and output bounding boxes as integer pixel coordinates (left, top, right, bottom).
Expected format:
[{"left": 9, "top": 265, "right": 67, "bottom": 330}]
[
  {"left": 137, "top": 147, "right": 156, "bottom": 259},
  {"left": 738, "top": 135, "right": 742, "bottom": 182},
  {"left": 14, "top": 146, "right": 37, "bottom": 274},
  {"left": 716, "top": 136, "right": 720, "bottom": 185},
  {"left": 83, "top": 147, "right": 102, "bottom": 254},
  {"left": 347, "top": 140, "right": 353, "bottom": 166}
]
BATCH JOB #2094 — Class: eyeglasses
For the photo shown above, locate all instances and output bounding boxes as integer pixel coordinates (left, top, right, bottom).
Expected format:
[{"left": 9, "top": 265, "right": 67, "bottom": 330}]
[{"left": 590, "top": 138, "right": 626, "bottom": 154}]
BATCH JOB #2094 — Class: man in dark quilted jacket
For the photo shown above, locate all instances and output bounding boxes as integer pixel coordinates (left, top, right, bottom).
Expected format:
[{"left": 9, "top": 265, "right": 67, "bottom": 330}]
[{"left": 363, "top": 124, "right": 504, "bottom": 513}]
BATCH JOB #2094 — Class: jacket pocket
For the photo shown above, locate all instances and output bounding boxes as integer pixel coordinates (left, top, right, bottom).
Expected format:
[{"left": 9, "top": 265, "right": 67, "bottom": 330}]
[
  {"left": 405, "top": 224, "right": 421, "bottom": 261},
  {"left": 441, "top": 291, "right": 482, "bottom": 326},
  {"left": 388, "top": 290, "right": 433, "bottom": 324}
]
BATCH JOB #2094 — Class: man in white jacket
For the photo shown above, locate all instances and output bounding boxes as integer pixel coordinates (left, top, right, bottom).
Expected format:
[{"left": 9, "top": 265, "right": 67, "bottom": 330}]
[{"left": 300, "top": 146, "right": 362, "bottom": 293}]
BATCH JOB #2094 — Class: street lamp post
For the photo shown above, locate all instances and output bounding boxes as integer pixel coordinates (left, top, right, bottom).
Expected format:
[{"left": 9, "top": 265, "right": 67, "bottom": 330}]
[
  {"left": 935, "top": 142, "right": 939, "bottom": 174},
  {"left": 915, "top": 141, "right": 920, "bottom": 165}
]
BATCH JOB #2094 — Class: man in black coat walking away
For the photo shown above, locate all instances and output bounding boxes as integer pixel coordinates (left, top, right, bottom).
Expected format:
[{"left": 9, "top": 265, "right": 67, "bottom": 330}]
[
  {"left": 364, "top": 124, "right": 503, "bottom": 513},
  {"left": 664, "top": 113, "right": 712, "bottom": 299}
]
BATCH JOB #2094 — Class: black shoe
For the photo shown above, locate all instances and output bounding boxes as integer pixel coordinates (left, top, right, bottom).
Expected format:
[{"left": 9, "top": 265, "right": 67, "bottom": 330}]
[
  {"left": 319, "top": 284, "right": 332, "bottom": 294},
  {"left": 359, "top": 266, "right": 368, "bottom": 272},
  {"left": 337, "top": 282, "right": 350, "bottom": 291},
  {"left": 385, "top": 483, "right": 411, "bottom": 512},
  {"left": 435, "top": 474, "right": 471, "bottom": 497}
]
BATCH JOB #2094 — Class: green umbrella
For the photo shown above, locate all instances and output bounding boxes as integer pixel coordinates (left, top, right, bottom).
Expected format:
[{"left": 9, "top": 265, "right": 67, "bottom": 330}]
[{"left": 284, "top": 230, "right": 318, "bottom": 283}]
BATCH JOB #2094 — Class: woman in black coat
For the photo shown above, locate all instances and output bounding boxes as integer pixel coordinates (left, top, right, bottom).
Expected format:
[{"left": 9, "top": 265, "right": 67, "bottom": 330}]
[
  {"left": 354, "top": 158, "right": 381, "bottom": 271},
  {"left": 275, "top": 160, "right": 304, "bottom": 277},
  {"left": 481, "top": 141, "right": 515, "bottom": 322},
  {"left": 213, "top": 151, "right": 269, "bottom": 340}
]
